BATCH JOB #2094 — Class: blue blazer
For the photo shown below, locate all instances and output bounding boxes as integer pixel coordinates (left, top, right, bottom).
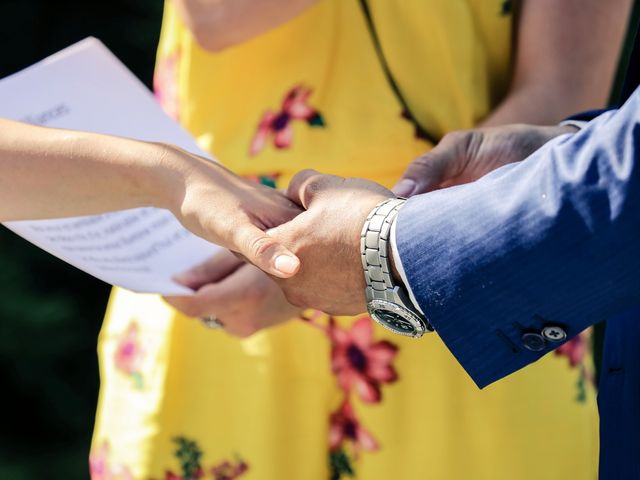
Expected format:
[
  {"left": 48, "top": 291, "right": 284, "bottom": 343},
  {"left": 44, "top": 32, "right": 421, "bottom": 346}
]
[{"left": 395, "top": 88, "right": 640, "bottom": 478}]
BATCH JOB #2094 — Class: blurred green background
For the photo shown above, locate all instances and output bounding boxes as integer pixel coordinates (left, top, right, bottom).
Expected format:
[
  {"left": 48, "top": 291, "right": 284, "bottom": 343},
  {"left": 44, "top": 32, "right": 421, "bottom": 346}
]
[{"left": 0, "top": 1, "right": 163, "bottom": 478}]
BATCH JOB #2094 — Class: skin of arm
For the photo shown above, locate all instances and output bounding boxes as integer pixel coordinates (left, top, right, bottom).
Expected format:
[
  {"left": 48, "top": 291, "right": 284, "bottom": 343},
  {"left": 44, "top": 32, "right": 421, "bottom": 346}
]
[
  {"left": 0, "top": 118, "right": 302, "bottom": 277},
  {"left": 173, "top": 0, "right": 319, "bottom": 52},
  {"left": 0, "top": 118, "right": 173, "bottom": 221},
  {"left": 393, "top": 0, "right": 632, "bottom": 196},
  {"left": 480, "top": 0, "right": 633, "bottom": 127}
]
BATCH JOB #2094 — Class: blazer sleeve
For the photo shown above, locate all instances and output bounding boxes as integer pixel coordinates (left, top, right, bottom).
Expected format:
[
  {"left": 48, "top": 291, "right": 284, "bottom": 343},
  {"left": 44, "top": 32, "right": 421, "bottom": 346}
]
[{"left": 395, "top": 88, "right": 640, "bottom": 388}]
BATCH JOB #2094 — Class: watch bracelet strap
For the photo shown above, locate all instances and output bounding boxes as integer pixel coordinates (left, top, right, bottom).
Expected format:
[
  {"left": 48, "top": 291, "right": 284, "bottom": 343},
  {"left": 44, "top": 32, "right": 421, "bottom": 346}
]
[{"left": 360, "top": 198, "right": 406, "bottom": 296}]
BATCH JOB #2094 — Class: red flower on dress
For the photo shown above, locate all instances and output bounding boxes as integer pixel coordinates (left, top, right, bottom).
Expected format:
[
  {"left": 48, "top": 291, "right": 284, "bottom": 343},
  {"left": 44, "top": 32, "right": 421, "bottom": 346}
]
[
  {"left": 89, "top": 441, "right": 134, "bottom": 480},
  {"left": 89, "top": 442, "right": 111, "bottom": 480},
  {"left": 154, "top": 51, "right": 180, "bottom": 121},
  {"left": 114, "top": 322, "right": 145, "bottom": 388},
  {"left": 249, "top": 85, "right": 325, "bottom": 156},
  {"left": 211, "top": 459, "right": 250, "bottom": 480},
  {"left": 163, "top": 469, "right": 204, "bottom": 480},
  {"left": 554, "top": 330, "right": 595, "bottom": 401},
  {"left": 555, "top": 333, "right": 587, "bottom": 367},
  {"left": 329, "top": 400, "right": 379, "bottom": 453},
  {"left": 158, "top": 437, "right": 249, "bottom": 480},
  {"left": 329, "top": 316, "right": 399, "bottom": 403}
]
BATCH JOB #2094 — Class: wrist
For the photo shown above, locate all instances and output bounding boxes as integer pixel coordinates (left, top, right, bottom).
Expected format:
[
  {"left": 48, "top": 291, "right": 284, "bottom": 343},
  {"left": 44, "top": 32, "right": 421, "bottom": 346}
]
[
  {"left": 143, "top": 142, "right": 199, "bottom": 213},
  {"left": 361, "top": 198, "right": 430, "bottom": 337},
  {"left": 70, "top": 131, "right": 171, "bottom": 211}
]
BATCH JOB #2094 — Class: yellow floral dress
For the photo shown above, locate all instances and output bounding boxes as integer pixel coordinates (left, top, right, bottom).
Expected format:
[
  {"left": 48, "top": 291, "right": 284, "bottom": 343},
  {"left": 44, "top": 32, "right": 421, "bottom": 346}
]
[{"left": 90, "top": 1, "right": 599, "bottom": 479}]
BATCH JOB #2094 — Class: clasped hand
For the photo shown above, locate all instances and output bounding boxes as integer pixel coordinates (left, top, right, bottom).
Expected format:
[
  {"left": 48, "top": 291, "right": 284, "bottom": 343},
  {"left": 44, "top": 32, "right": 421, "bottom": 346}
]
[
  {"left": 167, "top": 123, "right": 577, "bottom": 336},
  {"left": 166, "top": 170, "right": 392, "bottom": 336}
]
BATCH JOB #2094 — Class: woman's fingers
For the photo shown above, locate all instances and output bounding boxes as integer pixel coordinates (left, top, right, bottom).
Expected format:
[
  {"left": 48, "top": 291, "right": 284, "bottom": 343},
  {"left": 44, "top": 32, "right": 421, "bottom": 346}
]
[
  {"left": 173, "top": 249, "right": 244, "bottom": 290},
  {"left": 165, "top": 267, "right": 247, "bottom": 320},
  {"left": 167, "top": 263, "right": 293, "bottom": 338}
]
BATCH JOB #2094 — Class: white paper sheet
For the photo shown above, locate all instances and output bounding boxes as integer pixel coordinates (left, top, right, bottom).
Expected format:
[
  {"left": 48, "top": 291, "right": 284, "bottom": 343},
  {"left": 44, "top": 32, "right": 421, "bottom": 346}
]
[{"left": 0, "top": 38, "right": 221, "bottom": 294}]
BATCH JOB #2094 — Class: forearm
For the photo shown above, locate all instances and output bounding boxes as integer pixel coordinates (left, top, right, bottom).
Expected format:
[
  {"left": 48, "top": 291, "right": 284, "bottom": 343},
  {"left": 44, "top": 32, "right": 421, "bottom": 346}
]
[
  {"left": 481, "top": 0, "right": 632, "bottom": 127},
  {"left": 174, "top": 0, "right": 319, "bottom": 52},
  {"left": 479, "top": 82, "right": 599, "bottom": 127},
  {"left": 0, "top": 119, "right": 180, "bottom": 221}
]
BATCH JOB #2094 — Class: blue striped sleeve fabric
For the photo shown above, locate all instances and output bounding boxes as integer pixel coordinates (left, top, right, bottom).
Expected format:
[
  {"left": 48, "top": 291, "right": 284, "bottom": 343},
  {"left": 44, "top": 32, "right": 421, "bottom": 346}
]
[{"left": 395, "top": 88, "right": 640, "bottom": 388}]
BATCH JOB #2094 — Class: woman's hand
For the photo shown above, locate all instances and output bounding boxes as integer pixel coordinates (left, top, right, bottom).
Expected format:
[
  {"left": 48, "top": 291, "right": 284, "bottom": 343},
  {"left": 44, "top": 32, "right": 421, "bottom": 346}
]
[
  {"left": 0, "top": 120, "right": 302, "bottom": 277},
  {"left": 392, "top": 124, "right": 578, "bottom": 196},
  {"left": 165, "top": 249, "right": 302, "bottom": 337},
  {"left": 154, "top": 144, "right": 303, "bottom": 278}
]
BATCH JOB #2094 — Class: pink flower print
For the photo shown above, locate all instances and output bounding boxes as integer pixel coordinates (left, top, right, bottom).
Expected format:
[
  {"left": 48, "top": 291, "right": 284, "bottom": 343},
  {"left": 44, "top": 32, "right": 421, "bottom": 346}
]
[
  {"left": 163, "top": 469, "right": 204, "bottom": 480},
  {"left": 329, "top": 400, "right": 379, "bottom": 453},
  {"left": 329, "top": 316, "right": 399, "bottom": 404},
  {"left": 211, "top": 459, "right": 250, "bottom": 480},
  {"left": 157, "top": 437, "right": 248, "bottom": 480},
  {"left": 154, "top": 51, "right": 180, "bottom": 121},
  {"left": 114, "top": 322, "right": 144, "bottom": 388},
  {"left": 555, "top": 333, "right": 587, "bottom": 368},
  {"left": 554, "top": 331, "right": 595, "bottom": 402},
  {"left": 89, "top": 441, "right": 134, "bottom": 480},
  {"left": 89, "top": 442, "right": 110, "bottom": 480},
  {"left": 249, "top": 85, "right": 325, "bottom": 156}
]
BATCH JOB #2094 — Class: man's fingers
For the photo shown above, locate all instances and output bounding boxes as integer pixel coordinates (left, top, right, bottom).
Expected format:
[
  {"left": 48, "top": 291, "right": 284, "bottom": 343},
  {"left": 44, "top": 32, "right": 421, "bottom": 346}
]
[
  {"left": 392, "top": 130, "right": 472, "bottom": 196},
  {"left": 233, "top": 224, "right": 300, "bottom": 278},
  {"left": 287, "top": 169, "right": 343, "bottom": 209}
]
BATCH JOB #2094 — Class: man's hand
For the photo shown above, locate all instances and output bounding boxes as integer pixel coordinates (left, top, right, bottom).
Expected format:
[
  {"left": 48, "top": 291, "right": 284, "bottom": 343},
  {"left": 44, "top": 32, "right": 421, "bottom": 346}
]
[
  {"left": 392, "top": 124, "right": 578, "bottom": 196},
  {"left": 267, "top": 170, "right": 393, "bottom": 315},
  {"left": 165, "top": 249, "right": 302, "bottom": 337}
]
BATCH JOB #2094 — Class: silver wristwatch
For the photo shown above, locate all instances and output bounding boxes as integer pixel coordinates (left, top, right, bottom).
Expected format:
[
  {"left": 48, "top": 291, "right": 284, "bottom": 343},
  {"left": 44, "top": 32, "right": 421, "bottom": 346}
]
[{"left": 360, "top": 198, "right": 432, "bottom": 338}]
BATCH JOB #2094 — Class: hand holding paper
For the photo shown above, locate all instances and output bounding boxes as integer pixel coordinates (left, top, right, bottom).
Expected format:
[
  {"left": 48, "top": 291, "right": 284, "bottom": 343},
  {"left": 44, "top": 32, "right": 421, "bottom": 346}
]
[
  {"left": 0, "top": 119, "right": 302, "bottom": 277},
  {"left": 0, "top": 39, "right": 300, "bottom": 294}
]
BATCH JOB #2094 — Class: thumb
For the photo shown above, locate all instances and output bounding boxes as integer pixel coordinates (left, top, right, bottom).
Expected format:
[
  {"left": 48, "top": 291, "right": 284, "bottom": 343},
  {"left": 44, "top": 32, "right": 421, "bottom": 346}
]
[
  {"left": 287, "top": 169, "right": 343, "bottom": 209},
  {"left": 232, "top": 224, "right": 300, "bottom": 278},
  {"left": 392, "top": 151, "right": 449, "bottom": 196},
  {"left": 392, "top": 130, "right": 472, "bottom": 196}
]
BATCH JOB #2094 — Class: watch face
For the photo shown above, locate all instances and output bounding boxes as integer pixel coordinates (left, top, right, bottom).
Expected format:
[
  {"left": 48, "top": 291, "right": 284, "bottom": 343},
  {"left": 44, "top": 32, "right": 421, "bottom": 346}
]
[{"left": 368, "top": 300, "right": 427, "bottom": 338}]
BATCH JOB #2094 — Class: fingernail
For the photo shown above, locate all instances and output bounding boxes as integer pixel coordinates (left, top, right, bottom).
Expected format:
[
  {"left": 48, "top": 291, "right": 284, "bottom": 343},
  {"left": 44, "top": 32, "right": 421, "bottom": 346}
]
[
  {"left": 392, "top": 179, "right": 416, "bottom": 197},
  {"left": 274, "top": 255, "right": 300, "bottom": 276},
  {"left": 173, "top": 271, "right": 197, "bottom": 286}
]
